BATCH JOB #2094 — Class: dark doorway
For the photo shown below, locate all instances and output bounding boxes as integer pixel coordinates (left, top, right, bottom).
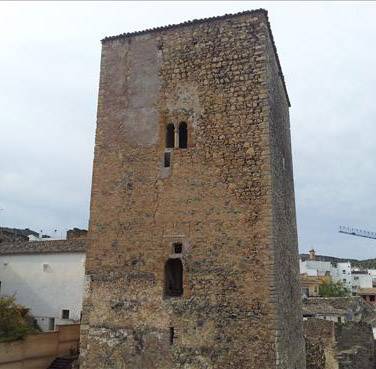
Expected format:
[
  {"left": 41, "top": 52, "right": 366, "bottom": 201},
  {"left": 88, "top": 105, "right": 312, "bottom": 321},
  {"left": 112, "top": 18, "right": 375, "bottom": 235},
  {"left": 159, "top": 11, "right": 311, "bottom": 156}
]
[
  {"left": 166, "top": 124, "right": 175, "bottom": 148},
  {"left": 165, "top": 258, "right": 183, "bottom": 297},
  {"left": 178, "top": 122, "right": 187, "bottom": 148}
]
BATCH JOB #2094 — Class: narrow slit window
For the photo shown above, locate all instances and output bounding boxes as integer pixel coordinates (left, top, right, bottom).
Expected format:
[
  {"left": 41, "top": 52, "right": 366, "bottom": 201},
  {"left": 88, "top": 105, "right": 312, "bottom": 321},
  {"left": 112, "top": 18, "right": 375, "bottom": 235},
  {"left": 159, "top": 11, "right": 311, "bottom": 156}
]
[
  {"left": 166, "top": 124, "right": 175, "bottom": 148},
  {"left": 169, "top": 327, "right": 175, "bottom": 345},
  {"left": 165, "top": 258, "right": 183, "bottom": 297},
  {"left": 164, "top": 152, "right": 171, "bottom": 168},
  {"left": 178, "top": 122, "right": 187, "bottom": 148}
]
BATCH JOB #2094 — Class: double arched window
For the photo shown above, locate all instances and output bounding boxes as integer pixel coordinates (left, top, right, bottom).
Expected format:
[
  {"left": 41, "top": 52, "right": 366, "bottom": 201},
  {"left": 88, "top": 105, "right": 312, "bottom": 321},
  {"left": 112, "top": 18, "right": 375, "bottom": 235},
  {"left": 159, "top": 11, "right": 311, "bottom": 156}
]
[{"left": 165, "top": 122, "right": 188, "bottom": 149}]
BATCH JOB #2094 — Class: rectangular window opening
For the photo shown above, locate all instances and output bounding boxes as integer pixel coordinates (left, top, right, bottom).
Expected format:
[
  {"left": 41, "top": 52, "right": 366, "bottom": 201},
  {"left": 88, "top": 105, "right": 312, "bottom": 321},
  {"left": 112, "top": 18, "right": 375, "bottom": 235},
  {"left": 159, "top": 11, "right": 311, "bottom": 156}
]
[
  {"left": 164, "top": 152, "right": 171, "bottom": 168},
  {"left": 62, "top": 309, "right": 70, "bottom": 319},
  {"left": 169, "top": 327, "right": 175, "bottom": 345},
  {"left": 174, "top": 243, "right": 183, "bottom": 254}
]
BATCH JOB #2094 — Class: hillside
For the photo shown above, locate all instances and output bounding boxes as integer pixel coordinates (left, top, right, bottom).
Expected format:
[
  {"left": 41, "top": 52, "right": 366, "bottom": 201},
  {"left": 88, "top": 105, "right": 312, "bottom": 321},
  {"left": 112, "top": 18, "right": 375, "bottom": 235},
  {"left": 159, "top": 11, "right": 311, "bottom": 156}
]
[{"left": 300, "top": 254, "right": 376, "bottom": 269}]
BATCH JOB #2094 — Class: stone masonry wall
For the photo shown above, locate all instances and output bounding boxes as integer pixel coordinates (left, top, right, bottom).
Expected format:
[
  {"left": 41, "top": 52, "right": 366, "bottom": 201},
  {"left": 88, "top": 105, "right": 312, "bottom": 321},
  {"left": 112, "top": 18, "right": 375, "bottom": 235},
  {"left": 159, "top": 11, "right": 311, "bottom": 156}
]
[
  {"left": 336, "top": 321, "right": 375, "bottom": 369},
  {"left": 80, "top": 9, "right": 305, "bottom": 369},
  {"left": 265, "top": 16, "right": 306, "bottom": 368},
  {"left": 305, "top": 337, "right": 326, "bottom": 369},
  {"left": 304, "top": 318, "right": 375, "bottom": 369},
  {"left": 304, "top": 319, "right": 337, "bottom": 369}
]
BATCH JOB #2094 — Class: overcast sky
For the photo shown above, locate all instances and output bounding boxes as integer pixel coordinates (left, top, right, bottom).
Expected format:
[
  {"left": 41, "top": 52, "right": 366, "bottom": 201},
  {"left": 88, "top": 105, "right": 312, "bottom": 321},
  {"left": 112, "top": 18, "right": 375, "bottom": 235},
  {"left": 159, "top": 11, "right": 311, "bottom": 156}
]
[{"left": 0, "top": 1, "right": 375, "bottom": 259}]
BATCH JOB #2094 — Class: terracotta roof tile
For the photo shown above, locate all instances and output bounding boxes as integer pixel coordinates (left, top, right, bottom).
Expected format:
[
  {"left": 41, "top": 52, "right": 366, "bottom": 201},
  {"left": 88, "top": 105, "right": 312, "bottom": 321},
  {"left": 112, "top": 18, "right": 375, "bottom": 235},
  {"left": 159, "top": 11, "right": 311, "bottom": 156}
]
[{"left": 0, "top": 239, "right": 86, "bottom": 255}]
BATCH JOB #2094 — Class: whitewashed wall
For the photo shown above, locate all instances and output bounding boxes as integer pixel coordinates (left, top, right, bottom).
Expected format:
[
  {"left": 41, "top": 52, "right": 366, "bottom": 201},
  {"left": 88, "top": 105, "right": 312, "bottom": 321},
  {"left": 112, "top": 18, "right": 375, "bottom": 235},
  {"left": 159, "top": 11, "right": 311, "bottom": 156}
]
[
  {"left": 0, "top": 252, "right": 85, "bottom": 330},
  {"left": 352, "top": 273, "right": 373, "bottom": 291}
]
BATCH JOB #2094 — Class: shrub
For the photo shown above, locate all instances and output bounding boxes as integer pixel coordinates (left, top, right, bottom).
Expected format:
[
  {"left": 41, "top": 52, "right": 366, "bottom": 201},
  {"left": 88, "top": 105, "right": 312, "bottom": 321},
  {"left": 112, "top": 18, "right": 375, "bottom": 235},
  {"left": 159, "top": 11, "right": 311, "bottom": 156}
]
[
  {"left": 0, "top": 295, "right": 39, "bottom": 342},
  {"left": 319, "top": 280, "right": 350, "bottom": 297}
]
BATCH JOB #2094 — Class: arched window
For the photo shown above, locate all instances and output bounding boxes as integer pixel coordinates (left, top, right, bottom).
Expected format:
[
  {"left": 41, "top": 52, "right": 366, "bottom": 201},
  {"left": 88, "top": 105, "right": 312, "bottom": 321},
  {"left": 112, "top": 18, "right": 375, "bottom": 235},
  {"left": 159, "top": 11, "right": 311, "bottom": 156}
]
[
  {"left": 178, "top": 122, "right": 187, "bottom": 149},
  {"left": 166, "top": 124, "right": 175, "bottom": 148},
  {"left": 164, "top": 258, "right": 183, "bottom": 297}
]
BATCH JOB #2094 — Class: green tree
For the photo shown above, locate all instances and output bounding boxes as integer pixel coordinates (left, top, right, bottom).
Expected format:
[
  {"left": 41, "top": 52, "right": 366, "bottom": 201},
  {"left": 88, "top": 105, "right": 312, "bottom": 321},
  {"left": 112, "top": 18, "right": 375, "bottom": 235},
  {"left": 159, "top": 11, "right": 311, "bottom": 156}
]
[
  {"left": 0, "top": 295, "right": 39, "bottom": 342},
  {"left": 319, "top": 280, "right": 350, "bottom": 297}
]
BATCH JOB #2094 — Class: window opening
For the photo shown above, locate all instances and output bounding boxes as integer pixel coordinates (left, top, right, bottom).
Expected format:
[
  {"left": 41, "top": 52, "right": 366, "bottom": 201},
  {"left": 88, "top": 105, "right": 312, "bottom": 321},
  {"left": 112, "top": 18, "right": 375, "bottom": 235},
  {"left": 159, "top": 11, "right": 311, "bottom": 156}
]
[
  {"left": 164, "top": 152, "right": 171, "bottom": 168},
  {"left": 62, "top": 309, "right": 70, "bottom": 319},
  {"left": 178, "top": 122, "right": 187, "bottom": 148},
  {"left": 166, "top": 124, "right": 175, "bottom": 148},
  {"left": 169, "top": 327, "right": 175, "bottom": 345},
  {"left": 165, "top": 258, "right": 183, "bottom": 297},
  {"left": 174, "top": 243, "right": 182, "bottom": 254}
]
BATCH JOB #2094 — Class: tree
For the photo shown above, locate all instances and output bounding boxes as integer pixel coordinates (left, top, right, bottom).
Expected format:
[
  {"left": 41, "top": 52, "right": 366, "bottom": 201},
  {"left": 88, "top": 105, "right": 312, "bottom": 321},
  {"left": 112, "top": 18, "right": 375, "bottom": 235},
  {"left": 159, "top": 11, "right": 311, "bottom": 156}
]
[
  {"left": 319, "top": 280, "right": 350, "bottom": 297},
  {"left": 0, "top": 295, "right": 39, "bottom": 342}
]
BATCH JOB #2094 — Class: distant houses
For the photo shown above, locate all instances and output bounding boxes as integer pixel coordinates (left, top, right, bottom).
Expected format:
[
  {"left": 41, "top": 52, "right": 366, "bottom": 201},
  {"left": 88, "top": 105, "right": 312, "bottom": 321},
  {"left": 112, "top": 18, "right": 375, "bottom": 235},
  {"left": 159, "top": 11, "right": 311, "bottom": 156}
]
[{"left": 300, "top": 249, "right": 376, "bottom": 300}]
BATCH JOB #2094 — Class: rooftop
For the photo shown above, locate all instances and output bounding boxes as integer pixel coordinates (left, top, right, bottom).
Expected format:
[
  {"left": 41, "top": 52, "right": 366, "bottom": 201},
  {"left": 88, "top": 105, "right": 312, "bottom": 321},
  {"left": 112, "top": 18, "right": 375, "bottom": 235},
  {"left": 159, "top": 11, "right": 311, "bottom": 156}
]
[
  {"left": 101, "top": 9, "right": 290, "bottom": 107},
  {"left": 102, "top": 9, "right": 267, "bottom": 42},
  {"left": 0, "top": 239, "right": 86, "bottom": 255},
  {"left": 303, "top": 298, "right": 348, "bottom": 316},
  {"left": 358, "top": 288, "right": 376, "bottom": 295}
]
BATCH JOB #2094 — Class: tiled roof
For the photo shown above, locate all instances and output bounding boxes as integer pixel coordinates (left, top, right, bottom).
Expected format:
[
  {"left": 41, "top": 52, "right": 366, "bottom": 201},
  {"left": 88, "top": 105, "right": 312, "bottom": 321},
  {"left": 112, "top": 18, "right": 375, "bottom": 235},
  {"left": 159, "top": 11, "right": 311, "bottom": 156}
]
[
  {"left": 303, "top": 300, "right": 347, "bottom": 316},
  {"left": 101, "top": 9, "right": 290, "bottom": 107},
  {"left": 358, "top": 288, "right": 376, "bottom": 295},
  {"left": 303, "top": 296, "right": 372, "bottom": 316},
  {"left": 0, "top": 239, "right": 86, "bottom": 255},
  {"left": 102, "top": 9, "right": 267, "bottom": 42}
]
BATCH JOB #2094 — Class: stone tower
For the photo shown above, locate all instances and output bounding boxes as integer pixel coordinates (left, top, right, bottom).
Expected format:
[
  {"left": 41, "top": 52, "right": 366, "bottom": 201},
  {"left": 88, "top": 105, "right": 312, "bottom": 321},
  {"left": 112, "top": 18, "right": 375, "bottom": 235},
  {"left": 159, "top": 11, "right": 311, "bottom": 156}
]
[{"left": 80, "top": 9, "right": 306, "bottom": 369}]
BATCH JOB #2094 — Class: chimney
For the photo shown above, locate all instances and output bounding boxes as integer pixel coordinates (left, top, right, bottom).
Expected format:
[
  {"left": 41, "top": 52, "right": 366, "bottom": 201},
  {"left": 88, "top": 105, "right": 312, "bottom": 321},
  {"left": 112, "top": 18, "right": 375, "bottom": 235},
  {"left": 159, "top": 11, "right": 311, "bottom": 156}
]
[{"left": 309, "top": 249, "right": 316, "bottom": 260}]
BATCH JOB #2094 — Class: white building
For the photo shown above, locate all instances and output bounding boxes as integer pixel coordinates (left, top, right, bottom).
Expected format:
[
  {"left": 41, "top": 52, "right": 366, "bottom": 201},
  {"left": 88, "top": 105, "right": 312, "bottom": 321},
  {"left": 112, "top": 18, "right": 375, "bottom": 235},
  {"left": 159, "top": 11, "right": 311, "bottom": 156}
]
[
  {"left": 299, "top": 258, "right": 332, "bottom": 277},
  {"left": 351, "top": 271, "right": 373, "bottom": 294},
  {"left": 0, "top": 239, "right": 86, "bottom": 331},
  {"left": 367, "top": 269, "right": 376, "bottom": 286},
  {"left": 332, "top": 262, "right": 352, "bottom": 292},
  {"left": 300, "top": 250, "right": 361, "bottom": 294}
]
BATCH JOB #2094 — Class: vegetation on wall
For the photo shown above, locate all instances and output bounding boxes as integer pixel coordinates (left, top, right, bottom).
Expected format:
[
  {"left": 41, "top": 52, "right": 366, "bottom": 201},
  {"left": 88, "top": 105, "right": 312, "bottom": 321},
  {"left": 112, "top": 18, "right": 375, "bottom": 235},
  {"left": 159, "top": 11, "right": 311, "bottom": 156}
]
[
  {"left": 0, "top": 296, "right": 39, "bottom": 342},
  {"left": 319, "top": 280, "right": 350, "bottom": 297}
]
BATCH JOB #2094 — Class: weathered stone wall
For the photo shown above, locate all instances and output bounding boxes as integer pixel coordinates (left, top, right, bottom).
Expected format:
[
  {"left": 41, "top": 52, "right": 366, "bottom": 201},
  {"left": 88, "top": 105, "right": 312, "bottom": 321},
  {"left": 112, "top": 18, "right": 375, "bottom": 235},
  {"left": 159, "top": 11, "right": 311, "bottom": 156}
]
[
  {"left": 336, "top": 321, "right": 375, "bottom": 369},
  {"left": 80, "top": 9, "right": 305, "bottom": 369},
  {"left": 265, "top": 14, "right": 306, "bottom": 367},
  {"left": 304, "top": 318, "right": 376, "bottom": 369},
  {"left": 304, "top": 319, "right": 338, "bottom": 369},
  {"left": 305, "top": 337, "right": 326, "bottom": 369}
]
